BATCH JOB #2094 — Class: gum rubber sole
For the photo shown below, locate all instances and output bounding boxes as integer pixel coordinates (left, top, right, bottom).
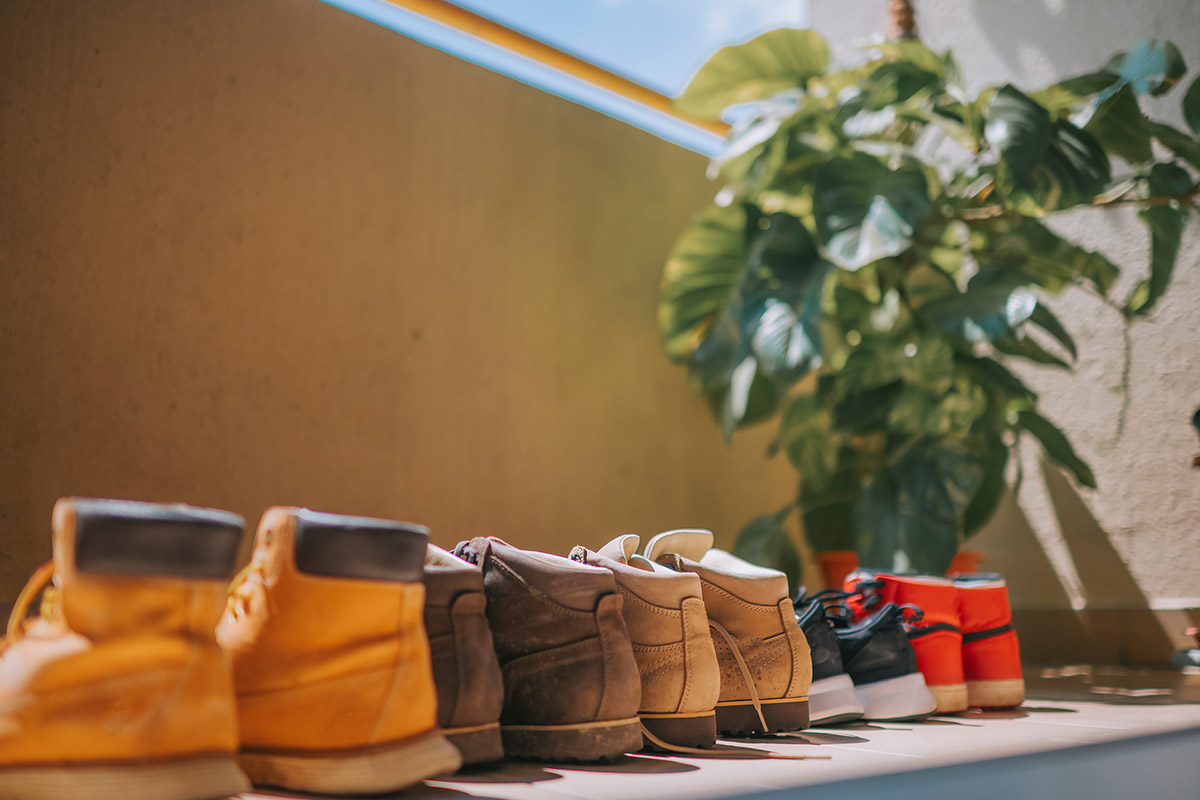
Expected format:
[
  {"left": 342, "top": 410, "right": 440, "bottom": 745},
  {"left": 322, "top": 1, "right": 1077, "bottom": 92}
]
[
  {"left": 501, "top": 717, "right": 643, "bottom": 762},
  {"left": 640, "top": 711, "right": 717, "bottom": 749},
  {"left": 854, "top": 672, "right": 938, "bottom": 721},
  {"left": 239, "top": 729, "right": 462, "bottom": 794},
  {"left": 808, "top": 674, "right": 865, "bottom": 726},
  {"left": 445, "top": 721, "right": 505, "bottom": 765},
  {"left": 966, "top": 678, "right": 1025, "bottom": 709},
  {"left": 928, "top": 682, "right": 969, "bottom": 714},
  {"left": 0, "top": 754, "right": 249, "bottom": 800},
  {"left": 714, "top": 697, "right": 809, "bottom": 736}
]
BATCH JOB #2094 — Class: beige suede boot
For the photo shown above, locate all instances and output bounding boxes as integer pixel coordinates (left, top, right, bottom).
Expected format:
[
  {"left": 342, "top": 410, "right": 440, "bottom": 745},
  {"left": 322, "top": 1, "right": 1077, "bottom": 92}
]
[
  {"left": 569, "top": 535, "right": 720, "bottom": 748},
  {"left": 645, "top": 529, "right": 811, "bottom": 736}
]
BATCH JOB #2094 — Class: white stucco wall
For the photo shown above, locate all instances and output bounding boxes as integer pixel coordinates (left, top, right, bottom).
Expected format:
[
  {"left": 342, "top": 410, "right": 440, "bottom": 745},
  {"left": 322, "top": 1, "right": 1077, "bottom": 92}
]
[{"left": 812, "top": 0, "right": 1200, "bottom": 613}]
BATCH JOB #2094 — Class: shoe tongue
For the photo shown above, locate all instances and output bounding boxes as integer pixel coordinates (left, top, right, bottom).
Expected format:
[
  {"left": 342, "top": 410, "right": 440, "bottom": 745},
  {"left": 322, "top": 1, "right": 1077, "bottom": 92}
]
[
  {"left": 644, "top": 529, "right": 713, "bottom": 562},
  {"left": 596, "top": 534, "right": 640, "bottom": 564}
]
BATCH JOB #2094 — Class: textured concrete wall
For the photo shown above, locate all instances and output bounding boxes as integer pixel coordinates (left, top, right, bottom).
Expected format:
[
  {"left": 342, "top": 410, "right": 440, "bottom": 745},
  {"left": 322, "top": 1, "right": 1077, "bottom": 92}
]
[
  {"left": 0, "top": 0, "right": 797, "bottom": 606},
  {"left": 813, "top": 0, "right": 1200, "bottom": 657}
]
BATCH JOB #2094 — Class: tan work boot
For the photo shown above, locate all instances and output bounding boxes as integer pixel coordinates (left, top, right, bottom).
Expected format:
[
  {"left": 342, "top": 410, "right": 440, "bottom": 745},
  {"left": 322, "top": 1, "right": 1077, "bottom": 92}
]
[
  {"left": 645, "top": 529, "right": 812, "bottom": 735},
  {"left": 424, "top": 543, "right": 505, "bottom": 764},
  {"left": 218, "top": 508, "right": 461, "bottom": 794},
  {"left": 569, "top": 535, "right": 721, "bottom": 749},
  {"left": 453, "top": 537, "right": 643, "bottom": 761},
  {"left": 0, "top": 498, "right": 250, "bottom": 800}
]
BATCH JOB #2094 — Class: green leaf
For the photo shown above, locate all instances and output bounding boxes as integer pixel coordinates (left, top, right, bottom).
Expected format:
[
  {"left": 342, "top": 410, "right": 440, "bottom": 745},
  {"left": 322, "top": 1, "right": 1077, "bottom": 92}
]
[
  {"left": 1016, "top": 409, "right": 1097, "bottom": 488},
  {"left": 812, "top": 153, "right": 932, "bottom": 270},
  {"left": 1185, "top": 74, "right": 1200, "bottom": 135},
  {"left": 957, "top": 354, "right": 1038, "bottom": 405},
  {"left": 917, "top": 268, "right": 1038, "bottom": 343},
  {"left": 1124, "top": 204, "right": 1186, "bottom": 317},
  {"left": 970, "top": 216, "right": 1120, "bottom": 295},
  {"left": 1031, "top": 71, "right": 1120, "bottom": 114},
  {"left": 963, "top": 428, "right": 1009, "bottom": 536},
  {"left": 800, "top": 461, "right": 861, "bottom": 554},
  {"left": 1028, "top": 302, "right": 1077, "bottom": 360},
  {"left": 733, "top": 505, "right": 802, "bottom": 592},
  {"left": 855, "top": 434, "right": 987, "bottom": 574},
  {"left": 779, "top": 394, "right": 838, "bottom": 492},
  {"left": 1083, "top": 84, "right": 1152, "bottom": 164},
  {"left": 993, "top": 336, "right": 1072, "bottom": 369},
  {"left": 659, "top": 204, "right": 748, "bottom": 361},
  {"left": 1148, "top": 120, "right": 1200, "bottom": 169},
  {"left": 1146, "top": 161, "right": 1195, "bottom": 197},
  {"left": 675, "top": 29, "right": 830, "bottom": 120},
  {"left": 1105, "top": 38, "right": 1186, "bottom": 97},
  {"left": 985, "top": 84, "right": 1111, "bottom": 211}
]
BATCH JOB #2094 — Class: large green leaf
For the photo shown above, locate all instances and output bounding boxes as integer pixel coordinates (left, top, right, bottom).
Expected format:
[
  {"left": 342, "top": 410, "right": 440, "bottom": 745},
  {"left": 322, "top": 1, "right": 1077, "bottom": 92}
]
[
  {"left": 675, "top": 29, "right": 830, "bottom": 120},
  {"left": 779, "top": 393, "right": 839, "bottom": 492},
  {"left": 813, "top": 153, "right": 932, "bottom": 270},
  {"left": 855, "top": 433, "right": 987, "bottom": 574},
  {"left": 916, "top": 268, "right": 1038, "bottom": 343},
  {"left": 1104, "top": 38, "right": 1186, "bottom": 97},
  {"left": 659, "top": 204, "right": 747, "bottom": 361},
  {"left": 1185, "top": 74, "right": 1200, "bottom": 135},
  {"left": 1084, "top": 84, "right": 1152, "bottom": 164},
  {"left": 985, "top": 84, "right": 1111, "bottom": 211},
  {"left": 970, "top": 216, "right": 1119, "bottom": 294},
  {"left": 733, "top": 505, "right": 802, "bottom": 592},
  {"left": 993, "top": 336, "right": 1072, "bottom": 369},
  {"left": 1016, "top": 409, "right": 1097, "bottom": 488},
  {"left": 1031, "top": 71, "right": 1120, "bottom": 114},
  {"left": 800, "top": 461, "right": 861, "bottom": 554}
]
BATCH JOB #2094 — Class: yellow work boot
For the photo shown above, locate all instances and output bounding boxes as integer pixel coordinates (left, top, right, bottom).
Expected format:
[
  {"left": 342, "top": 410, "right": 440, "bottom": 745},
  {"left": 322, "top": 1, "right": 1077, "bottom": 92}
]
[
  {"left": 218, "top": 507, "right": 461, "bottom": 794},
  {"left": 0, "top": 497, "right": 250, "bottom": 800}
]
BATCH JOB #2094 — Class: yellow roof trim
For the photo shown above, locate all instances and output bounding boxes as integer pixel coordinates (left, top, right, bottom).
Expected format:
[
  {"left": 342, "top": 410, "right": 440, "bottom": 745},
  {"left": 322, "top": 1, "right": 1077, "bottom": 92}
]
[{"left": 380, "top": 0, "right": 730, "bottom": 137}]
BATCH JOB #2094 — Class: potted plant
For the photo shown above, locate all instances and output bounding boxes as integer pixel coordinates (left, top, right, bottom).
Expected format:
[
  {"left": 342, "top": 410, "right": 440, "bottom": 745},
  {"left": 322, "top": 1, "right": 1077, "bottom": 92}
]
[{"left": 658, "top": 19, "right": 1199, "bottom": 587}]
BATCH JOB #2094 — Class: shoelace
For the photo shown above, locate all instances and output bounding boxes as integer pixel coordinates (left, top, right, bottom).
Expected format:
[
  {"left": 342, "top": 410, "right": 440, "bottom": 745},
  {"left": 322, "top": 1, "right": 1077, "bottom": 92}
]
[
  {"left": 638, "top": 722, "right": 830, "bottom": 760},
  {"left": 1, "top": 561, "right": 58, "bottom": 655}
]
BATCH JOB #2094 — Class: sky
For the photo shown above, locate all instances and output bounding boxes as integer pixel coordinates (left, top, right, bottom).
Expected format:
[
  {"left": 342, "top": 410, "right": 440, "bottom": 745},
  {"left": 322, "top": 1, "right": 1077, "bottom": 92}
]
[{"left": 320, "top": 0, "right": 808, "bottom": 154}]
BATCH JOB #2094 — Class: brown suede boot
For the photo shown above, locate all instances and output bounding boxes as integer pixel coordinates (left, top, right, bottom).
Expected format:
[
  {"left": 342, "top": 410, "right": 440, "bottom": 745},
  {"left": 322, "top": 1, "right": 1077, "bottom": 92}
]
[
  {"left": 0, "top": 498, "right": 249, "bottom": 800},
  {"left": 645, "top": 529, "right": 812, "bottom": 736},
  {"left": 424, "top": 543, "right": 505, "bottom": 765},
  {"left": 218, "top": 508, "right": 461, "bottom": 794},
  {"left": 569, "top": 535, "right": 720, "bottom": 749},
  {"left": 452, "top": 537, "right": 642, "bottom": 761}
]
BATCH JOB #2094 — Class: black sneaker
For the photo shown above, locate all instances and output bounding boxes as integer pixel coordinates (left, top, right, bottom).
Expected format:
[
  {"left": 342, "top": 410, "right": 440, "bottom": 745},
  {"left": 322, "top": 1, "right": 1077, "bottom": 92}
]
[
  {"left": 831, "top": 602, "right": 938, "bottom": 721},
  {"left": 794, "top": 589, "right": 865, "bottom": 725}
]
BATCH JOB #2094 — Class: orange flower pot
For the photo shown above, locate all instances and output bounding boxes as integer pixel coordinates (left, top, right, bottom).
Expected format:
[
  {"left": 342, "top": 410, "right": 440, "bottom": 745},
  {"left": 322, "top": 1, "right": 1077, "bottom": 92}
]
[
  {"left": 817, "top": 550, "right": 860, "bottom": 589},
  {"left": 946, "top": 550, "right": 984, "bottom": 575}
]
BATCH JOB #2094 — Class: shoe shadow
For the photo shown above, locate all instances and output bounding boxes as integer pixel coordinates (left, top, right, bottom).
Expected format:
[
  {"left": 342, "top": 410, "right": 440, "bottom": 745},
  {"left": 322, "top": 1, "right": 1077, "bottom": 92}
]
[
  {"left": 546, "top": 754, "right": 698, "bottom": 773},
  {"left": 1019, "top": 704, "right": 1079, "bottom": 714},
  {"left": 920, "top": 717, "right": 983, "bottom": 727},
  {"left": 960, "top": 707, "right": 1031, "bottom": 720},
  {"left": 736, "top": 731, "right": 868, "bottom": 745},
  {"left": 434, "top": 763, "right": 562, "bottom": 784}
]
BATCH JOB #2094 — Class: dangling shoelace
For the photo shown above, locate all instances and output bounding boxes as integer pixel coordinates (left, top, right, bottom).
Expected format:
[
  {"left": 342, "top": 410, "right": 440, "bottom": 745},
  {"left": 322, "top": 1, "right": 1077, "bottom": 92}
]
[
  {"left": 1, "top": 561, "right": 59, "bottom": 655},
  {"left": 638, "top": 722, "right": 830, "bottom": 760}
]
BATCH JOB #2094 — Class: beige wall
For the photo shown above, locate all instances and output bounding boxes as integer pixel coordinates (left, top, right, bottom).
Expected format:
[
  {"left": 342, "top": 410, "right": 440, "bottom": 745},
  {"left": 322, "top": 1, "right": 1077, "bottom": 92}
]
[
  {"left": 0, "top": 0, "right": 798, "bottom": 605},
  {"left": 813, "top": 0, "right": 1200, "bottom": 660}
]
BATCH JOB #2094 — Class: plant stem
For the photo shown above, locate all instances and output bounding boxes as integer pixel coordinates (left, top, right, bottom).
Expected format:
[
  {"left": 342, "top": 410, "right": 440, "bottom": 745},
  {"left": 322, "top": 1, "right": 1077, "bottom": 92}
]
[{"left": 888, "top": 0, "right": 919, "bottom": 41}]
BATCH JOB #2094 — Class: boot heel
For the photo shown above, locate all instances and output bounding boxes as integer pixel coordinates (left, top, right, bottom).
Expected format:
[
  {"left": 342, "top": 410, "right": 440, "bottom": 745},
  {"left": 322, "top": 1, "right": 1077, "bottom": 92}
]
[
  {"left": 0, "top": 754, "right": 249, "bottom": 800},
  {"left": 640, "top": 711, "right": 717, "bottom": 749},
  {"left": 501, "top": 717, "right": 643, "bottom": 761},
  {"left": 714, "top": 697, "right": 809, "bottom": 736},
  {"left": 444, "top": 721, "right": 505, "bottom": 765},
  {"left": 966, "top": 678, "right": 1025, "bottom": 708},
  {"left": 239, "top": 729, "right": 461, "bottom": 794}
]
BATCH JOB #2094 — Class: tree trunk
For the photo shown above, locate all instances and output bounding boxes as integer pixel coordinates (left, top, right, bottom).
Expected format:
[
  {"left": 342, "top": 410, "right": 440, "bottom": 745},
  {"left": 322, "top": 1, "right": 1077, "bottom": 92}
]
[{"left": 888, "top": 0, "right": 918, "bottom": 41}]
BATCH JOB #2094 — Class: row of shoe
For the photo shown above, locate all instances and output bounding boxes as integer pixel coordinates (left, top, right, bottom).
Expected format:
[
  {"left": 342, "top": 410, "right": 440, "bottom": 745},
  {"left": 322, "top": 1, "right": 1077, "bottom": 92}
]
[{"left": 0, "top": 499, "right": 817, "bottom": 800}]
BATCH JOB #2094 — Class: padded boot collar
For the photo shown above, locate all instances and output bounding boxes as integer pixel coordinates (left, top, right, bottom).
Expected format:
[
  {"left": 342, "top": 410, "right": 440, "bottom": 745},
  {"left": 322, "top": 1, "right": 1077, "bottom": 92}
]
[{"left": 643, "top": 529, "right": 713, "bottom": 562}]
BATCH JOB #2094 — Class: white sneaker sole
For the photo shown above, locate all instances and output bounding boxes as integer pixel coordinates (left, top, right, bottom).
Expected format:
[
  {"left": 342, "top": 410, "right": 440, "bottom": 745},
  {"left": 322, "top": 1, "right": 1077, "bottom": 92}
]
[
  {"left": 808, "top": 673, "right": 865, "bottom": 725},
  {"left": 855, "top": 672, "right": 938, "bottom": 721}
]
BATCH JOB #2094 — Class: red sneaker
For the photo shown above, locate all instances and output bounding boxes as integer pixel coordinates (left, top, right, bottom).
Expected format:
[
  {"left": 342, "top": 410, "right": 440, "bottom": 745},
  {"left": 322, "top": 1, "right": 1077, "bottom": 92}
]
[
  {"left": 844, "top": 570, "right": 967, "bottom": 714},
  {"left": 953, "top": 575, "right": 1024, "bottom": 708}
]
